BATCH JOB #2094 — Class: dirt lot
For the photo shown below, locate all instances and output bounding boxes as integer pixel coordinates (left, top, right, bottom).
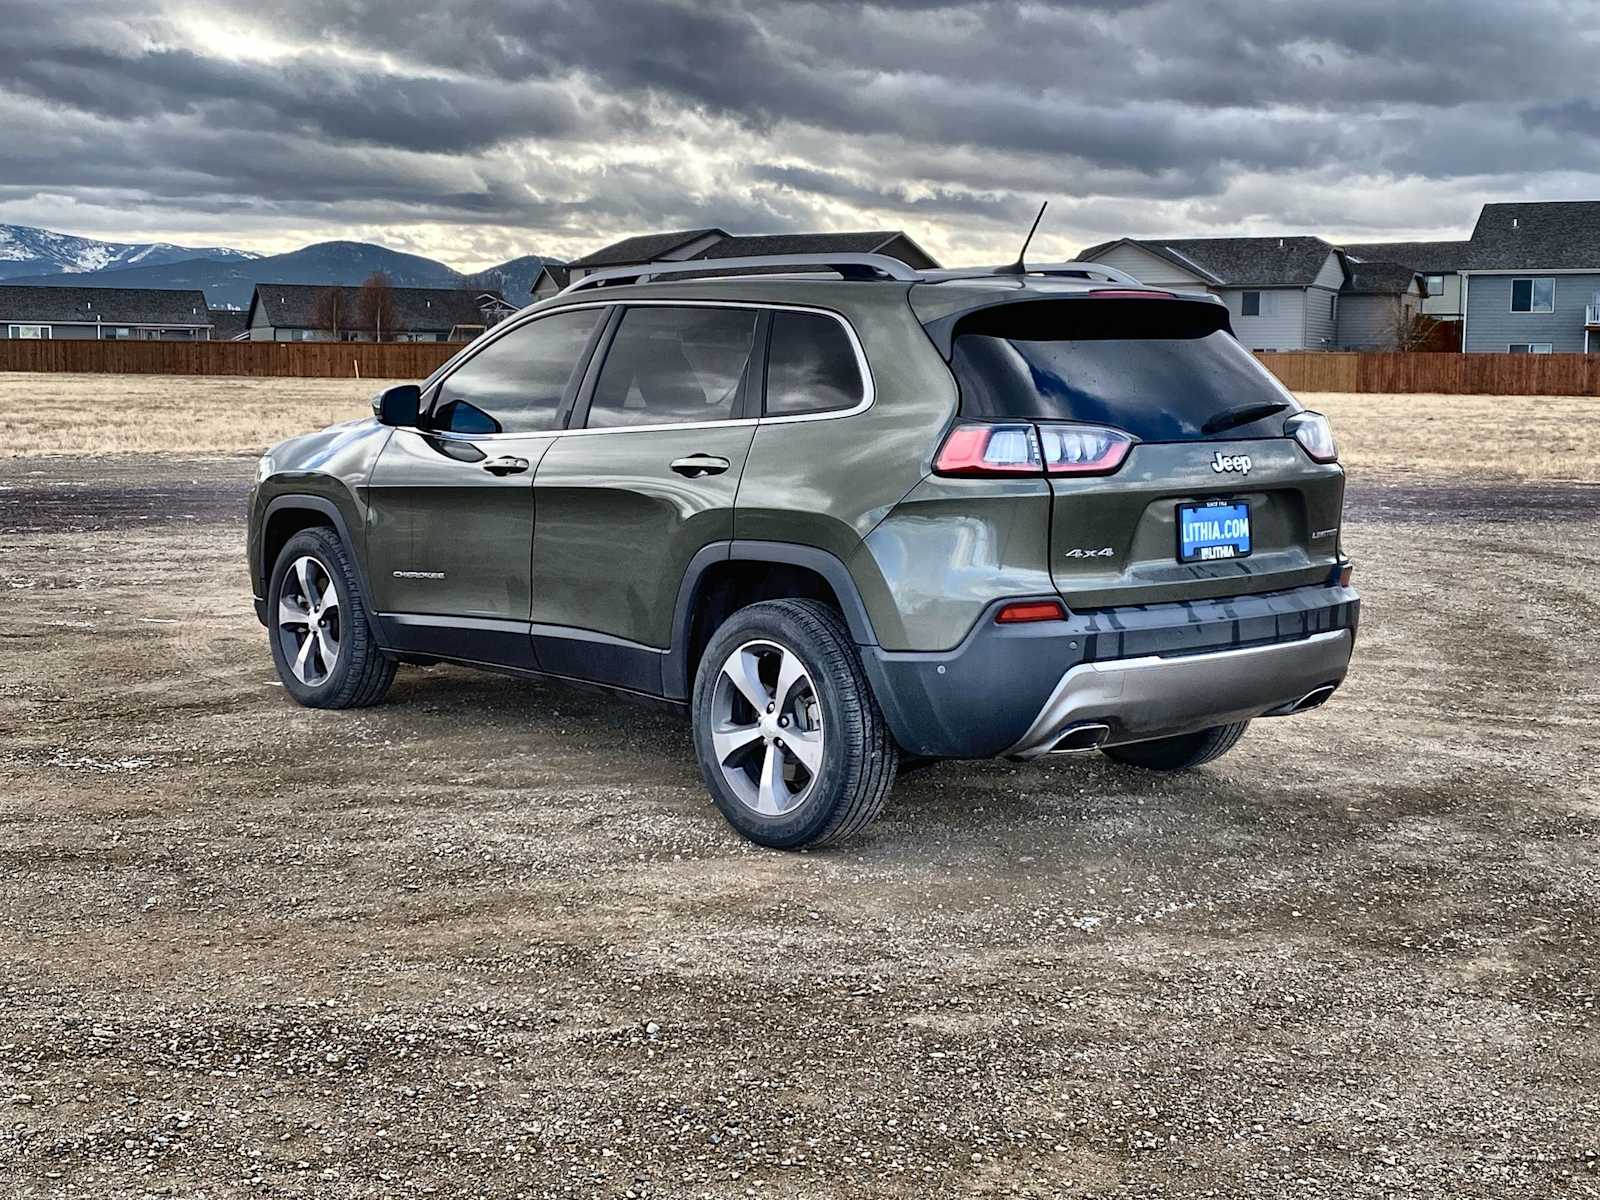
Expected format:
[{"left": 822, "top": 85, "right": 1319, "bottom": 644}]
[{"left": 1, "top": 377, "right": 1597, "bottom": 1197}]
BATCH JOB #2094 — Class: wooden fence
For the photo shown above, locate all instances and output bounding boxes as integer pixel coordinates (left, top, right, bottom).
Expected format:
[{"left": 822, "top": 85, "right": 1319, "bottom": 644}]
[
  {"left": 0, "top": 337, "right": 1596, "bottom": 394},
  {"left": 1253, "top": 351, "right": 1600, "bottom": 395},
  {"left": 0, "top": 338, "right": 467, "bottom": 379}
]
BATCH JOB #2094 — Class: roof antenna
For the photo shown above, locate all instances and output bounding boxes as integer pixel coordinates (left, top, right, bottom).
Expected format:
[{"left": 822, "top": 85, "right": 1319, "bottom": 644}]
[{"left": 995, "top": 201, "right": 1047, "bottom": 276}]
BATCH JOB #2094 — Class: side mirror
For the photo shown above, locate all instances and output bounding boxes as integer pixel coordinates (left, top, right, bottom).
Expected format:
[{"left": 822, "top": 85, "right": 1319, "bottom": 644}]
[{"left": 373, "top": 384, "right": 421, "bottom": 427}]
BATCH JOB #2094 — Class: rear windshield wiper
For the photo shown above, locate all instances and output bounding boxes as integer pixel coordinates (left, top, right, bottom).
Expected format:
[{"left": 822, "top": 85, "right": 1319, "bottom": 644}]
[{"left": 1200, "top": 401, "right": 1290, "bottom": 435}]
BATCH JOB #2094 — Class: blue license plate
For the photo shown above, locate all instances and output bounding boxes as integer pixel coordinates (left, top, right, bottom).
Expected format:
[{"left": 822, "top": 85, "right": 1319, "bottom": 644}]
[{"left": 1178, "top": 501, "right": 1252, "bottom": 562}]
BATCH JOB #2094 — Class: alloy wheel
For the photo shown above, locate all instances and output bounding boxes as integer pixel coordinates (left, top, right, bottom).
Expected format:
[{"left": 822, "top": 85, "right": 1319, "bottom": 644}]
[
  {"left": 709, "top": 639, "right": 826, "bottom": 817},
  {"left": 277, "top": 555, "right": 342, "bottom": 686}
]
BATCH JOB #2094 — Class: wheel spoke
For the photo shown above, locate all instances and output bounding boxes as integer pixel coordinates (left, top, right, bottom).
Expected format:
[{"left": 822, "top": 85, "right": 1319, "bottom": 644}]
[
  {"left": 772, "top": 648, "right": 807, "bottom": 713},
  {"left": 721, "top": 648, "right": 772, "bottom": 715},
  {"left": 295, "top": 558, "right": 318, "bottom": 606},
  {"left": 783, "top": 728, "right": 824, "bottom": 777},
  {"left": 755, "top": 742, "right": 787, "bottom": 815},
  {"left": 293, "top": 631, "right": 317, "bottom": 681},
  {"left": 278, "top": 597, "right": 310, "bottom": 629},
  {"left": 318, "top": 581, "right": 339, "bottom": 616},
  {"left": 712, "top": 722, "right": 764, "bottom": 765},
  {"left": 319, "top": 617, "right": 341, "bottom": 660}
]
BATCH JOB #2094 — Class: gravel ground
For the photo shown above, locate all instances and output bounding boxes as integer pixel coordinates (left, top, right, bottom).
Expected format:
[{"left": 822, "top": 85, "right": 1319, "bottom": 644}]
[{"left": 0, "top": 453, "right": 1596, "bottom": 1198}]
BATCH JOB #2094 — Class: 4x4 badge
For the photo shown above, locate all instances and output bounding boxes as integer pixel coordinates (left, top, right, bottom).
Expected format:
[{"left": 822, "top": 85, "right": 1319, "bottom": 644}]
[
  {"left": 1063, "top": 547, "right": 1115, "bottom": 558},
  {"left": 1211, "top": 451, "right": 1252, "bottom": 475}
]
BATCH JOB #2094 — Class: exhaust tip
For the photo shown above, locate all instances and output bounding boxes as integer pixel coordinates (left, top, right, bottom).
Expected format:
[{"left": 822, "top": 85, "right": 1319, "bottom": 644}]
[
  {"left": 1049, "top": 722, "right": 1111, "bottom": 754},
  {"left": 1291, "top": 685, "right": 1337, "bottom": 713}
]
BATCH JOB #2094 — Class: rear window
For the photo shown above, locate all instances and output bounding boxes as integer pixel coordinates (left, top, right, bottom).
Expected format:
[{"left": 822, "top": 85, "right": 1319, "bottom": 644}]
[{"left": 949, "top": 299, "right": 1301, "bottom": 442}]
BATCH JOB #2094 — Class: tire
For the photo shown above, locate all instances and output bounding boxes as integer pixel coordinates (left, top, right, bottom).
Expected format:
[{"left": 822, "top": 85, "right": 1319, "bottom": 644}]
[
  {"left": 1100, "top": 721, "right": 1250, "bottom": 771},
  {"left": 691, "top": 599, "right": 897, "bottom": 849},
  {"left": 267, "top": 526, "right": 396, "bottom": 709}
]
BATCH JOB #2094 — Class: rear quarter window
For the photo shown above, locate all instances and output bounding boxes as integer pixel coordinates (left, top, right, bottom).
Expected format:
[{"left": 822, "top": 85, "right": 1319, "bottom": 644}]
[
  {"left": 949, "top": 298, "right": 1301, "bottom": 442},
  {"left": 764, "top": 310, "right": 864, "bottom": 416}
]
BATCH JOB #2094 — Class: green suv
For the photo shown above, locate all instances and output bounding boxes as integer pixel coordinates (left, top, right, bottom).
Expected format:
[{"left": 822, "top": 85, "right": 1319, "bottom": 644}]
[{"left": 249, "top": 253, "right": 1358, "bottom": 848}]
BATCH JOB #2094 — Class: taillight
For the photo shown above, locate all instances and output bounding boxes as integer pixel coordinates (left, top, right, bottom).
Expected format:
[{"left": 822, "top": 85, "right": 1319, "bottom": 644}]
[
  {"left": 1287, "top": 411, "right": 1338, "bottom": 463},
  {"left": 1037, "top": 423, "right": 1134, "bottom": 475},
  {"left": 1087, "top": 288, "right": 1176, "bottom": 300},
  {"left": 934, "top": 422, "right": 1134, "bottom": 478},
  {"left": 996, "top": 599, "right": 1067, "bottom": 624},
  {"left": 932, "top": 422, "right": 1041, "bottom": 476}
]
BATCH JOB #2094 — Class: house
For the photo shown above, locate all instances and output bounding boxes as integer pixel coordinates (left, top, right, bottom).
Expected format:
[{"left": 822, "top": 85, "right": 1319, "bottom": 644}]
[
  {"left": 207, "top": 308, "right": 250, "bottom": 341},
  {"left": 1458, "top": 201, "right": 1600, "bottom": 354},
  {"left": 529, "top": 263, "right": 572, "bottom": 302},
  {"left": 1334, "top": 260, "right": 1428, "bottom": 350},
  {"left": 564, "top": 229, "right": 729, "bottom": 283},
  {"left": 1339, "top": 240, "right": 1470, "bottom": 321},
  {"left": 691, "top": 230, "right": 939, "bottom": 270},
  {"left": 0, "top": 285, "right": 213, "bottom": 339},
  {"left": 1076, "top": 236, "right": 1350, "bottom": 350},
  {"left": 245, "top": 284, "right": 514, "bottom": 342},
  {"left": 561, "top": 228, "right": 940, "bottom": 285}
]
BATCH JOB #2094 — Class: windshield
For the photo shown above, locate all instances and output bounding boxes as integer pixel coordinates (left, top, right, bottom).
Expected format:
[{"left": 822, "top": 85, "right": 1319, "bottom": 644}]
[{"left": 949, "top": 298, "right": 1302, "bottom": 442}]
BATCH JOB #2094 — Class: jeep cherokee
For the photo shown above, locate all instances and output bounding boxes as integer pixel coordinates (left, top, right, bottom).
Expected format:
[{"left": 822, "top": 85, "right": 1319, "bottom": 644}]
[{"left": 248, "top": 252, "right": 1358, "bottom": 848}]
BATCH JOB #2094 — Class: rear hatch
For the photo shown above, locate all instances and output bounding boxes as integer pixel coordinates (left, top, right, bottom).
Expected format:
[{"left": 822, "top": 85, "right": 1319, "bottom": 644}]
[{"left": 936, "top": 293, "right": 1345, "bottom": 609}]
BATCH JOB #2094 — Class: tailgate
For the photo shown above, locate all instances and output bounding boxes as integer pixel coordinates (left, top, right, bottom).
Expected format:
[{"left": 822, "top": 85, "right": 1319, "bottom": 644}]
[{"left": 1049, "top": 438, "right": 1345, "bottom": 609}]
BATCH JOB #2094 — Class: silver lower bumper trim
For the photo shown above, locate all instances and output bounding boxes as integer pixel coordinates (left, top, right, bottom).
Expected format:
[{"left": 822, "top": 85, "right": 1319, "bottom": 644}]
[{"left": 1004, "top": 629, "right": 1354, "bottom": 760}]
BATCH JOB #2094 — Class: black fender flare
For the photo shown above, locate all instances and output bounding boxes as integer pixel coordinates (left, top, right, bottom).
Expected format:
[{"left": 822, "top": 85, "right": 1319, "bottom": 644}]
[
  {"left": 661, "top": 540, "right": 879, "bottom": 701},
  {"left": 258, "top": 495, "right": 375, "bottom": 622}
]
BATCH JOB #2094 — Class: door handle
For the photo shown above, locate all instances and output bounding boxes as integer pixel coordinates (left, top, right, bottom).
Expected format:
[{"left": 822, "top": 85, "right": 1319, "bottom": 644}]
[
  {"left": 670, "top": 454, "right": 731, "bottom": 478},
  {"left": 483, "top": 455, "right": 530, "bottom": 476}
]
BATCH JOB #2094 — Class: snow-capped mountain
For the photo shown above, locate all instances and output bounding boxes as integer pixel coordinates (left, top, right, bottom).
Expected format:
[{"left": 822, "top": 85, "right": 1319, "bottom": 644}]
[{"left": 0, "top": 224, "right": 258, "bottom": 281}]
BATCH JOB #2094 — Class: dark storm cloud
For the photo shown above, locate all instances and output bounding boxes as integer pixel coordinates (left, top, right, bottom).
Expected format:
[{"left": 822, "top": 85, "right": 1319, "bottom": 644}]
[{"left": 1, "top": 0, "right": 1597, "bottom": 263}]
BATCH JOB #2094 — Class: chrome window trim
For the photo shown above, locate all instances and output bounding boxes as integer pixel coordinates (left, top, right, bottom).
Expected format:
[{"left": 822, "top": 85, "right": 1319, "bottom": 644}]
[{"left": 408, "top": 299, "right": 875, "bottom": 443}]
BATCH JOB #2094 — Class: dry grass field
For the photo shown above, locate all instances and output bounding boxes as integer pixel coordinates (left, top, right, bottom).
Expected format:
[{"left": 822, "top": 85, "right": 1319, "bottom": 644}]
[{"left": 2, "top": 374, "right": 1596, "bottom": 484}]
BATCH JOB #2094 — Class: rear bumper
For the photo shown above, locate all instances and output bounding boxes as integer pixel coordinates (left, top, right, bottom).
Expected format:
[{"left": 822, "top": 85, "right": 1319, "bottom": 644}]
[
  {"left": 861, "top": 583, "right": 1359, "bottom": 759},
  {"left": 1002, "top": 628, "right": 1352, "bottom": 759}
]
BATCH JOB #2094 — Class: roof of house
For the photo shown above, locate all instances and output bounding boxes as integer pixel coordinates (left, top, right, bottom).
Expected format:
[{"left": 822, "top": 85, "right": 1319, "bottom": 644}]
[
  {"left": 1077, "top": 236, "right": 1340, "bottom": 287},
  {"left": 1340, "top": 260, "right": 1423, "bottom": 295},
  {"left": 536, "top": 263, "right": 572, "bottom": 289},
  {"left": 1340, "top": 240, "right": 1471, "bottom": 273},
  {"left": 567, "top": 229, "right": 728, "bottom": 269},
  {"left": 1463, "top": 201, "right": 1600, "bottom": 271},
  {"left": 693, "top": 231, "right": 940, "bottom": 269},
  {"left": 248, "top": 284, "right": 509, "bottom": 331},
  {"left": 0, "top": 284, "right": 211, "bottom": 325},
  {"left": 207, "top": 309, "right": 249, "bottom": 339}
]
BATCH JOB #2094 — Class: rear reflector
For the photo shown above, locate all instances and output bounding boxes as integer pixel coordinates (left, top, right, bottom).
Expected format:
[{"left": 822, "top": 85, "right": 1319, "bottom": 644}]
[
  {"left": 996, "top": 600, "right": 1067, "bottom": 624},
  {"left": 1338, "top": 563, "right": 1353, "bottom": 587}
]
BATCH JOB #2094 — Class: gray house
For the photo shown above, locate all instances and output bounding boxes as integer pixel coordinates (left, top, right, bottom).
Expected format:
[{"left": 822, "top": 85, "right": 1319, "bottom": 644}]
[
  {"left": 1334, "top": 259, "right": 1428, "bottom": 350},
  {"left": 246, "top": 284, "right": 514, "bottom": 342},
  {"left": 0, "top": 285, "right": 213, "bottom": 339},
  {"left": 529, "top": 263, "right": 572, "bottom": 302},
  {"left": 1459, "top": 201, "right": 1600, "bottom": 354},
  {"left": 1340, "top": 240, "right": 1470, "bottom": 322},
  {"left": 564, "top": 228, "right": 729, "bottom": 283},
  {"left": 1077, "top": 237, "right": 1351, "bottom": 350},
  {"left": 564, "top": 228, "right": 940, "bottom": 284}
]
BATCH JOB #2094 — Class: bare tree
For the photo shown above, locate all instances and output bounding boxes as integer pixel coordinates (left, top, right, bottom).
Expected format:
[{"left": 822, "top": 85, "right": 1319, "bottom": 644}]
[
  {"left": 1389, "top": 301, "right": 1441, "bottom": 352},
  {"left": 310, "top": 286, "right": 354, "bottom": 340},
  {"left": 358, "top": 272, "right": 403, "bottom": 342}
]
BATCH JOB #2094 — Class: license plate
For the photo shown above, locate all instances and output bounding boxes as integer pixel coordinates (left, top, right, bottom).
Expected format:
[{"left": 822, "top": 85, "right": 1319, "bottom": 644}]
[{"left": 1178, "top": 500, "right": 1252, "bottom": 562}]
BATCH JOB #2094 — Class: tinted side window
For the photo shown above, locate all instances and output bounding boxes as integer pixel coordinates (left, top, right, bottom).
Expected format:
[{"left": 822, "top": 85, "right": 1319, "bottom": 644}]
[
  {"left": 587, "top": 306, "right": 757, "bottom": 429},
  {"left": 764, "top": 311, "right": 864, "bottom": 416},
  {"left": 432, "top": 309, "right": 600, "bottom": 435}
]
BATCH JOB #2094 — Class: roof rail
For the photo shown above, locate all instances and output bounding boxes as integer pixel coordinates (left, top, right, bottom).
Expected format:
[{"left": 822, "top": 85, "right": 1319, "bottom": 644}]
[
  {"left": 560, "top": 252, "right": 922, "bottom": 294},
  {"left": 921, "top": 260, "right": 1146, "bottom": 287}
]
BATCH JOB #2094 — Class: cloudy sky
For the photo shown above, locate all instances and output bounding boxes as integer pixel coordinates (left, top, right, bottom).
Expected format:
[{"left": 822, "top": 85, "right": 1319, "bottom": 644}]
[{"left": 4, "top": 0, "right": 1599, "bottom": 270}]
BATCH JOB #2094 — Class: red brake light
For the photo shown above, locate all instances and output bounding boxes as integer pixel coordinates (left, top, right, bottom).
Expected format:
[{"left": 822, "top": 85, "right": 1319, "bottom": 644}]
[
  {"left": 1087, "top": 288, "right": 1176, "bottom": 299},
  {"left": 933, "top": 422, "right": 1041, "bottom": 476},
  {"left": 996, "top": 600, "right": 1067, "bottom": 624},
  {"left": 1037, "top": 424, "right": 1135, "bottom": 475}
]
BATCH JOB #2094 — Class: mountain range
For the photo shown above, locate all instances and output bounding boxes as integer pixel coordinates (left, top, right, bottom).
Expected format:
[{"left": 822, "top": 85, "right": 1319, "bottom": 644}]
[{"left": 0, "top": 224, "right": 558, "bottom": 308}]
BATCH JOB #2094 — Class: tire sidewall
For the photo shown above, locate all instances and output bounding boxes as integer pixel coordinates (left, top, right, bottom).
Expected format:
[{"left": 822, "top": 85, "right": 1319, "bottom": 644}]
[
  {"left": 692, "top": 605, "right": 857, "bottom": 849},
  {"left": 268, "top": 531, "right": 356, "bottom": 707}
]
